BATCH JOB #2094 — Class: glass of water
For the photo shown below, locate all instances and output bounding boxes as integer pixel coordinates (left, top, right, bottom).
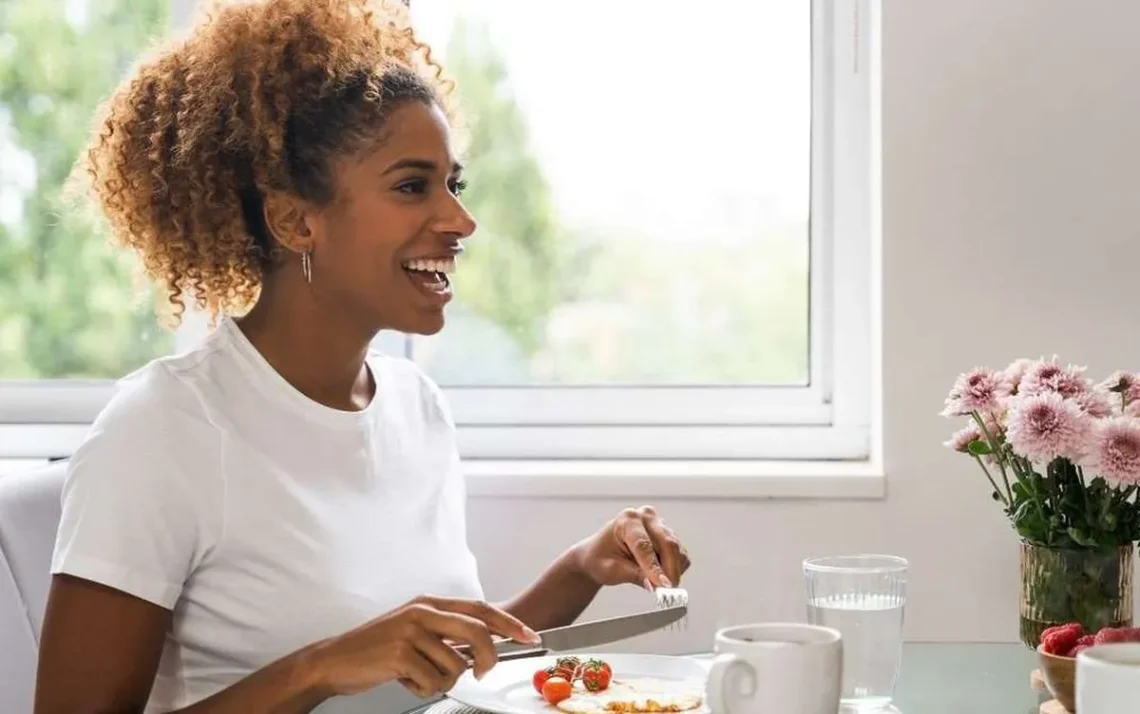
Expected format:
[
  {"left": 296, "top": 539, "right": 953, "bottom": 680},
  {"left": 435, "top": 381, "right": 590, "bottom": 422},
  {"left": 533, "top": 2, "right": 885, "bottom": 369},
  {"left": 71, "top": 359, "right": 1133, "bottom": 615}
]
[{"left": 803, "top": 554, "right": 908, "bottom": 712}]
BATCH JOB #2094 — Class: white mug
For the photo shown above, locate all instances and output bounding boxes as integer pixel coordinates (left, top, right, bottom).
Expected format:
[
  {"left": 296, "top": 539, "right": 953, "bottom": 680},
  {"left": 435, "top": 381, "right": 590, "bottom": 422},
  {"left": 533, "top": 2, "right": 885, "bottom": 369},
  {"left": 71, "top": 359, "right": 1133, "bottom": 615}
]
[
  {"left": 1076, "top": 643, "right": 1140, "bottom": 713},
  {"left": 705, "top": 623, "right": 843, "bottom": 714}
]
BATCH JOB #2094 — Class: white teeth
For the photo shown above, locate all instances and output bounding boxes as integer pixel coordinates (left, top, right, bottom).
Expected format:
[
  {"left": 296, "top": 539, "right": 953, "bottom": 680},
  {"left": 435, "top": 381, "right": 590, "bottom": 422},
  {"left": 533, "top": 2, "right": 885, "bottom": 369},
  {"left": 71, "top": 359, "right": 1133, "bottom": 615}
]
[{"left": 403, "top": 257, "right": 456, "bottom": 274}]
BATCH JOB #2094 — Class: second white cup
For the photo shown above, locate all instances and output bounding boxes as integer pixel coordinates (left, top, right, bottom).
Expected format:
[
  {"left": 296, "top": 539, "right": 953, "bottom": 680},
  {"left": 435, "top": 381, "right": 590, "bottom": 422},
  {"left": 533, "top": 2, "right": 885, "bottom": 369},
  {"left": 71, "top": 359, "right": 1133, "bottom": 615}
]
[
  {"left": 1076, "top": 643, "right": 1140, "bottom": 713},
  {"left": 705, "top": 623, "right": 843, "bottom": 714}
]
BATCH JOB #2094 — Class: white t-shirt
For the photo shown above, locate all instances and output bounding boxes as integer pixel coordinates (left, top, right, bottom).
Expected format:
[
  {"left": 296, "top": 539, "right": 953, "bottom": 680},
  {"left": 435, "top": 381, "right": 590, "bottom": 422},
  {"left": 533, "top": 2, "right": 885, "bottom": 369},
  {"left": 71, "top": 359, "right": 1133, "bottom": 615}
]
[{"left": 51, "top": 318, "right": 484, "bottom": 713}]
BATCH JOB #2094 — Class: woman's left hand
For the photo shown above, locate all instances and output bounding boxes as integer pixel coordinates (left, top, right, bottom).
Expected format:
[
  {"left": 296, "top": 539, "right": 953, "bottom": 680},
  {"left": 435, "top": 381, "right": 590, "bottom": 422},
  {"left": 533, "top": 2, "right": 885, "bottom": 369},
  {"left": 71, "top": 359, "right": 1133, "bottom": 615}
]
[{"left": 572, "top": 506, "right": 691, "bottom": 590}]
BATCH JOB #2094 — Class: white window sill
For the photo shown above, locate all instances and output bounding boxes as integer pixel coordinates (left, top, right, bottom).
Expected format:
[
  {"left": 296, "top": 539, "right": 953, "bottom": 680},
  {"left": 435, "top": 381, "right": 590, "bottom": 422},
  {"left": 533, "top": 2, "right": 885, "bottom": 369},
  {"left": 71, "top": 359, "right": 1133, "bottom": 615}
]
[
  {"left": 462, "top": 459, "right": 885, "bottom": 499},
  {"left": 0, "top": 424, "right": 88, "bottom": 459}
]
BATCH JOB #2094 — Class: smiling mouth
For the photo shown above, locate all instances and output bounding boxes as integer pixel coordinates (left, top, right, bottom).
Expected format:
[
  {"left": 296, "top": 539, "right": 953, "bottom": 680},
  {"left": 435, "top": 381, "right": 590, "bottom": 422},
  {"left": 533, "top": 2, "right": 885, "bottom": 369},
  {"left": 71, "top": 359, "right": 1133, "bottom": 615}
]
[{"left": 401, "top": 256, "right": 456, "bottom": 299}]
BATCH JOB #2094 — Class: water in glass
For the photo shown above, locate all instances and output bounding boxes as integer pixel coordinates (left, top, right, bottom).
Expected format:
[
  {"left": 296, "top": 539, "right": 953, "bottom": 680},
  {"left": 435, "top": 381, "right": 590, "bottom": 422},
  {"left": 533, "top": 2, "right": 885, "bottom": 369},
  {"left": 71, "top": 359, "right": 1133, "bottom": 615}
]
[{"left": 804, "top": 555, "right": 907, "bottom": 712}]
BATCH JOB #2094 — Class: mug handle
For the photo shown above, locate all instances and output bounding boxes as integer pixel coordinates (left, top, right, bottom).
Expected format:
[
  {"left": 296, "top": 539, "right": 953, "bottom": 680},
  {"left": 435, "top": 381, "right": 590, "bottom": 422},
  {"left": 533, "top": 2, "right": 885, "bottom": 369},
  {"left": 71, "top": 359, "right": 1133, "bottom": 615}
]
[{"left": 705, "top": 653, "right": 757, "bottom": 714}]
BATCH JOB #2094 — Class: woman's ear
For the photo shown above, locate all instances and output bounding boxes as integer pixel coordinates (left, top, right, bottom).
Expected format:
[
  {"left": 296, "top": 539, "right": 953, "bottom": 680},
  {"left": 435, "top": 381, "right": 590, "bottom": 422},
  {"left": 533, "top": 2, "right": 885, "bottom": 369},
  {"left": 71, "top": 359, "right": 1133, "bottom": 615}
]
[{"left": 262, "top": 192, "right": 315, "bottom": 255}]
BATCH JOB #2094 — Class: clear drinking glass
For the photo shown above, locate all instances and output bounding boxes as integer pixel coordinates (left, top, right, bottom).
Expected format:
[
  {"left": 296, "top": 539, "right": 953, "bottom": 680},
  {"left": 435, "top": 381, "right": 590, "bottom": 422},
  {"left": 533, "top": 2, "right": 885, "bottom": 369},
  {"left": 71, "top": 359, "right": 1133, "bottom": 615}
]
[{"left": 803, "top": 554, "right": 908, "bottom": 712}]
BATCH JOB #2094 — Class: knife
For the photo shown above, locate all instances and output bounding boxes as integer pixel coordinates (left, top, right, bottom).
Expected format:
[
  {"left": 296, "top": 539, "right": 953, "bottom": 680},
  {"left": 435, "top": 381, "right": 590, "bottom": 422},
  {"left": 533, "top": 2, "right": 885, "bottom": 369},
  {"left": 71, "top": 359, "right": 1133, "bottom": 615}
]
[{"left": 453, "top": 604, "right": 687, "bottom": 662}]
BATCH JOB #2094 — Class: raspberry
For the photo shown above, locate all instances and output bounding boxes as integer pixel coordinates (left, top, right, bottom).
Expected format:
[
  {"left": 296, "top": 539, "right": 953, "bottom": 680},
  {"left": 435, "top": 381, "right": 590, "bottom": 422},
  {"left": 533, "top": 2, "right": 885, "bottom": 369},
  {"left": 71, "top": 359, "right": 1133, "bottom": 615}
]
[
  {"left": 1040, "top": 625, "right": 1064, "bottom": 640},
  {"left": 1041, "top": 623, "right": 1083, "bottom": 654},
  {"left": 1068, "top": 644, "right": 1091, "bottom": 658},
  {"left": 1094, "top": 626, "right": 1132, "bottom": 645},
  {"left": 1076, "top": 634, "right": 1095, "bottom": 646},
  {"left": 1126, "top": 628, "right": 1140, "bottom": 642},
  {"left": 1041, "top": 622, "right": 1082, "bottom": 640}
]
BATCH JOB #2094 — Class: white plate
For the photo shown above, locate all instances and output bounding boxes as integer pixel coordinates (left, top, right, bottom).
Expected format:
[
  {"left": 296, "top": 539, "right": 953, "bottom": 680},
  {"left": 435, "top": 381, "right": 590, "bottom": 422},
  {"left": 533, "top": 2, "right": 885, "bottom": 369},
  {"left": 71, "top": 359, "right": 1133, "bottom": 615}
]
[{"left": 446, "top": 653, "right": 711, "bottom": 714}]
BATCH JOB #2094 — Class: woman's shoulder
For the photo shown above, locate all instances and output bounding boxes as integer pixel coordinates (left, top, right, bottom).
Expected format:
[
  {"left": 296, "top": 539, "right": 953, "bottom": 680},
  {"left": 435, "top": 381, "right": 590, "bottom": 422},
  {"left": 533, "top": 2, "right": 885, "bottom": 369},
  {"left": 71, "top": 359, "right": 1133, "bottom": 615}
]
[
  {"left": 60, "top": 355, "right": 226, "bottom": 525},
  {"left": 366, "top": 349, "right": 454, "bottom": 427},
  {"left": 84, "top": 348, "right": 226, "bottom": 460}
]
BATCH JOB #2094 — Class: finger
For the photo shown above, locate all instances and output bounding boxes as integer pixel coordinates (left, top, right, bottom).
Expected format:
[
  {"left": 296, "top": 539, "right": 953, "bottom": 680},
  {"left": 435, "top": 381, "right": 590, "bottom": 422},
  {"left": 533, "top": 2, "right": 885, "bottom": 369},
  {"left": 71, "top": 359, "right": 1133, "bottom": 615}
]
[
  {"left": 396, "top": 650, "right": 446, "bottom": 699},
  {"left": 620, "top": 516, "right": 670, "bottom": 588},
  {"left": 421, "top": 596, "right": 540, "bottom": 644},
  {"left": 645, "top": 518, "right": 683, "bottom": 586},
  {"left": 415, "top": 633, "right": 470, "bottom": 692},
  {"left": 398, "top": 677, "right": 428, "bottom": 699},
  {"left": 413, "top": 607, "right": 499, "bottom": 679}
]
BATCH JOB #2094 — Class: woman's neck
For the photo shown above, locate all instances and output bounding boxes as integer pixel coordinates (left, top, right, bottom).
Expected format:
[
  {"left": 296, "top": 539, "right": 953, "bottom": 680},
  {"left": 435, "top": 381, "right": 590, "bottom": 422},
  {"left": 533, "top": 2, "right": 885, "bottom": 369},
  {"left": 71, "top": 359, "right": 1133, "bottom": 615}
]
[{"left": 234, "top": 274, "right": 376, "bottom": 412}]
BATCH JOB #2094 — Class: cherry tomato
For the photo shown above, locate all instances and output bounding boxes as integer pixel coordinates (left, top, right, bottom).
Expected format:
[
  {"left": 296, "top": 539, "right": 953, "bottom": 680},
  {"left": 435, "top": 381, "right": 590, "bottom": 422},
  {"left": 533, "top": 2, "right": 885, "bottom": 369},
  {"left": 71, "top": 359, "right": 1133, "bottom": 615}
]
[
  {"left": 580, "top": 659, "right": 612, "bottom": 692},
  {"left": 542, "top": 676, "right": 573, "bottom": 704},
  {"left": 554, "top": 655, "right": 581, "bottom": 680},
  {"left": 533, "top": 666, "right": 557, "bottom": 694}
]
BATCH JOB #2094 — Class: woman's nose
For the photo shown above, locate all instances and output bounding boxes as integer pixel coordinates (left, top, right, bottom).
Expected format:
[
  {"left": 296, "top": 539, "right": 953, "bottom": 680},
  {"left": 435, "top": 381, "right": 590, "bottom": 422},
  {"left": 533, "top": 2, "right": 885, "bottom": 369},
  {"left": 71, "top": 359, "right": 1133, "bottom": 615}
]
[{"left": 436, "top": 195, "right": 477, "bottom": 240}]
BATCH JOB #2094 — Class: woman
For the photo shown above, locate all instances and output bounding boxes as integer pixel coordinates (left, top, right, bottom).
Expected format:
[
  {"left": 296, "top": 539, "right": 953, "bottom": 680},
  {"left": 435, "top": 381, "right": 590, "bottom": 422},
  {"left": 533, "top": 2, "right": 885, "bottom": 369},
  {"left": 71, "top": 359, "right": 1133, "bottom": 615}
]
[{"left": 33, "top": 1, "right": 691, "bottom": 713}]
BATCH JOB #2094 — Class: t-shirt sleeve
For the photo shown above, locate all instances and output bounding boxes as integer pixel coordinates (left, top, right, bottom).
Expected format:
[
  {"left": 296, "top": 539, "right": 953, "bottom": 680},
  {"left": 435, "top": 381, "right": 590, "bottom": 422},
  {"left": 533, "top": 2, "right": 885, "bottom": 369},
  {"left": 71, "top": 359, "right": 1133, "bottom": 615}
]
[{"left": 51, "top": 375, "right": 221, "bottom": 609}]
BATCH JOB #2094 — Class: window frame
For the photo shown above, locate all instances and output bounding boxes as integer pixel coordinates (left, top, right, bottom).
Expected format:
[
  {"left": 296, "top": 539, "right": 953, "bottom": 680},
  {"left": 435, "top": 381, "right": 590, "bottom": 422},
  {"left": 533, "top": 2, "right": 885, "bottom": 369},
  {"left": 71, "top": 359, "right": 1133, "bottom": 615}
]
[{"left": 0, "top": 0, "right": 878, "bottom": 465}]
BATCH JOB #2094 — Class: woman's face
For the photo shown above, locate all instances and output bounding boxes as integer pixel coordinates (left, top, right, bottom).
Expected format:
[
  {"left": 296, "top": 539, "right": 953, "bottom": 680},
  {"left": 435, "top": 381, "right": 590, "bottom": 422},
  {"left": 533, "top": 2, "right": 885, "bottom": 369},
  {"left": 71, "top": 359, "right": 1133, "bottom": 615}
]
[{"left": 308, "top": 100, "right": 476, "bottom": 336}]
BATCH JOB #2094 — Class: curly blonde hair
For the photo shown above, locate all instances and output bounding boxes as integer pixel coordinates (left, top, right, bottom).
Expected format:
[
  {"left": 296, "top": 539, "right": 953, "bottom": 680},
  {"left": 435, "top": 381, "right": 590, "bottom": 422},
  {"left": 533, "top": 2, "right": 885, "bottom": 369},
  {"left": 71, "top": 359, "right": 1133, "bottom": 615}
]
[{"left": 73, "top": 0, "right": 454, "bottom": 324}]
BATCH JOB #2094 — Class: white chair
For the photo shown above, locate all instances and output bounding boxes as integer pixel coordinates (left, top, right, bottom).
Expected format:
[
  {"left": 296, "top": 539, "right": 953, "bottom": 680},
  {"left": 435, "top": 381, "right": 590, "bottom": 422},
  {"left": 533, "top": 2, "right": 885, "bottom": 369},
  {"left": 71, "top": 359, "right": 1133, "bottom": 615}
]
[{"left": 0, "top": 461, "right": 66, "bottom": 714}]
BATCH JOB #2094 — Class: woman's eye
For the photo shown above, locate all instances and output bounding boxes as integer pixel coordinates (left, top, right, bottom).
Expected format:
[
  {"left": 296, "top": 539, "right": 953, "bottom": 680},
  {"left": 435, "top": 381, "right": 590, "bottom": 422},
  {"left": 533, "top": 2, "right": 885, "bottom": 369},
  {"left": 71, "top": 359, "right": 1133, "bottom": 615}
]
[
  {"left": 395, "top": 178, "right": 428, "bottom": 194},
  {"left": 449, "top": 179, "right": 468, "bottom": 197}
]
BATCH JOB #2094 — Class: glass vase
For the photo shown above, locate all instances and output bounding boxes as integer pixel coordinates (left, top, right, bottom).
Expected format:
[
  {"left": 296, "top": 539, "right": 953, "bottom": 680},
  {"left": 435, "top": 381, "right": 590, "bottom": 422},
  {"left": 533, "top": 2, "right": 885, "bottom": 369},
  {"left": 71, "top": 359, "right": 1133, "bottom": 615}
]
[{"left": 1019, "top": 541, "right": 1135, "bottom": 649}]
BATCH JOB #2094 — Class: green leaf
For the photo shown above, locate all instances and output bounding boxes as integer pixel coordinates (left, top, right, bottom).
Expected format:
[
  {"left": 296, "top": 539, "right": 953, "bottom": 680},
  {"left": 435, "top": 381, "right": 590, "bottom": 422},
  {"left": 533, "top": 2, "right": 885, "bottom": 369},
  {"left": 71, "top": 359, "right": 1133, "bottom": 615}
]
[
  {"left": 1067, "top": 527, "right": 1098, "bottom": 548},
  {"left": 967, "top": 440, "right": 993, "bottom": 456}
]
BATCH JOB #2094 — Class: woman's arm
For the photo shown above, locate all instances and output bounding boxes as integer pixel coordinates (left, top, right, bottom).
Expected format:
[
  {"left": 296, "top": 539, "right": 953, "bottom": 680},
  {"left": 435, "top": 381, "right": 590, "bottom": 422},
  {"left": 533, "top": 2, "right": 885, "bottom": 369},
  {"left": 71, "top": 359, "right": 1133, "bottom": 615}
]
[
  {"left": 500, "top": 545, "right": 601, "bottom": 632},
  {"left": 35, "top": 575, "right": 326, "bottom": 714},
  {"left": 502, "top": 507, "right": 692, "bottom": 633},
  {"left": 35, "top": 575, "right": 537, "bottom": 714}
]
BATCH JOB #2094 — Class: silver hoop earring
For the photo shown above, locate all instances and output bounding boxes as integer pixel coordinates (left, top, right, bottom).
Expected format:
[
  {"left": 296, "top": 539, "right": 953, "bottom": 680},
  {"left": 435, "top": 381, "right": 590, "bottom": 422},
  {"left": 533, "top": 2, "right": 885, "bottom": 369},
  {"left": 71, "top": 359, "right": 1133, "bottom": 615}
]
[{"left": 301, "top": 251, "right": 312, "bottom": 284}]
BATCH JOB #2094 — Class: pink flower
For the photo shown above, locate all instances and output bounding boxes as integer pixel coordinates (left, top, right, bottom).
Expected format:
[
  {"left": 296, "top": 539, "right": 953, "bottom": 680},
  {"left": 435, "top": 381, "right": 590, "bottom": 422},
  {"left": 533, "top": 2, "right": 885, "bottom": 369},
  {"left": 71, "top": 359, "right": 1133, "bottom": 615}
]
[
  {"left": 1004, "top": 358, "right": 1036, "bottom": 395},
  {"left": 1099, "top": 371, "right": 1137, "bottom": 394},
  {"left": 1099, "top": 371, "right": 1140, "bottom": 407},
  {"left": 1006, "top": 392, "right": 1093, "bottom": 463},
  {"left": 1075, "top": 389, "right": 1114, "bottom": 418},
  {"left": 944, "top": 423, "right": 984, "bottom": 453},
  {"left": 1083, "top": 417, "right": 1140, "bottom": 485},
  {"left": 979, "top": 407, "right": 1007, "bottom": 436},
  {"left": 1019, "top": 357, "right": 1091, "bottom": 399},
  {"left": 942, "top": 367, "right": 1008, "bottom": 416}
]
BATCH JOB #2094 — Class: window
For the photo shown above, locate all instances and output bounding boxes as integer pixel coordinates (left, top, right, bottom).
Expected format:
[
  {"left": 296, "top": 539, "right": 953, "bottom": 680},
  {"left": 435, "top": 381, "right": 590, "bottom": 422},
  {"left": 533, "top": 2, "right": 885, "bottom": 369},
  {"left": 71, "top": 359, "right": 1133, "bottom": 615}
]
[
  {"left": 0, "top": 0, "right": 175, "bottom": 381},
  {"left": 0, "top": 0, "right": 876, "bottom": 465}
]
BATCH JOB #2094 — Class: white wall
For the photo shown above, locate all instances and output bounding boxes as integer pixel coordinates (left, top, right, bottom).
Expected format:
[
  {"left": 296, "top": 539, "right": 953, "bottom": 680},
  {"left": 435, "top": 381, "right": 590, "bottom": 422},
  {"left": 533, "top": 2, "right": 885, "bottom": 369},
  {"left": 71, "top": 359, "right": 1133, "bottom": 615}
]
[{"left": 465, "top": 0, "right": 1140, "bottom": 652}]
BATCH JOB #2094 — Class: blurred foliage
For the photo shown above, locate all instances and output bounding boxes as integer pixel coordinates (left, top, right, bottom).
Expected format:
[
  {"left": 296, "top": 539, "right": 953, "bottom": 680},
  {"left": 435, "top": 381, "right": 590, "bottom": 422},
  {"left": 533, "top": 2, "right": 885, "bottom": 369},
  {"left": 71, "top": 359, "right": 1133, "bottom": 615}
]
[
  {"left": 0, "top": 5, "right": 808, "bottom": 386},
  {"left": 0, "top": 0, "right": 171, "bottom": 378}
]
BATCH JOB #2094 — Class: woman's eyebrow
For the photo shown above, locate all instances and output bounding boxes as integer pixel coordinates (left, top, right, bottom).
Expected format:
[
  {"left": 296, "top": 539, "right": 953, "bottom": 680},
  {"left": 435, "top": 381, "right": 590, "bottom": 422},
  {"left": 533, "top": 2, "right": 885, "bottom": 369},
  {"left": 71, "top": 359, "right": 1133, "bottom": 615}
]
[{"left": 381, "top": 158, "right": 464, "bottom": 175}]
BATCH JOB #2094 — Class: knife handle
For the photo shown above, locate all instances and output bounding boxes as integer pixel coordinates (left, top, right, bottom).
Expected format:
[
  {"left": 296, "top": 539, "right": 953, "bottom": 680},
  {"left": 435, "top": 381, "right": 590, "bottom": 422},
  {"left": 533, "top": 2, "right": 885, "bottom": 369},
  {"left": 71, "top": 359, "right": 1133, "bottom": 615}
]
[{"left": 451, "top": 638, "right": 547, "bottom": 662}]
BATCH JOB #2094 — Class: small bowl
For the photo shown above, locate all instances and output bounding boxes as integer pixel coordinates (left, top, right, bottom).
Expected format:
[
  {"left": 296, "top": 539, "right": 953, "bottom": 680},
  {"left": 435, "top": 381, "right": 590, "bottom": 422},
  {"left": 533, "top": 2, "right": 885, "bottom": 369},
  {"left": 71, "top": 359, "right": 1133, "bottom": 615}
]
[{"left": 1037, "top": 645, "right": 1077, "bottom": 712}]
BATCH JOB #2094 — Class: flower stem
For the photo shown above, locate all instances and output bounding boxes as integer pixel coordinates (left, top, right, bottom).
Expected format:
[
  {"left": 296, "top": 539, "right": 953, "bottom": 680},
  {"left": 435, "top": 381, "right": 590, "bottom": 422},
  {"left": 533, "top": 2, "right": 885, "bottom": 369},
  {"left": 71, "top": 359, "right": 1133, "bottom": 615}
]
[
  {"left": 972, "top": 410, "right": 1014, "bottom": 502},
  {"left": 1115, "top": 485, "right": 1137, "bottom": 506},
  {"left": 973, "top": 455, "right": 1009, "bottom": 506}
]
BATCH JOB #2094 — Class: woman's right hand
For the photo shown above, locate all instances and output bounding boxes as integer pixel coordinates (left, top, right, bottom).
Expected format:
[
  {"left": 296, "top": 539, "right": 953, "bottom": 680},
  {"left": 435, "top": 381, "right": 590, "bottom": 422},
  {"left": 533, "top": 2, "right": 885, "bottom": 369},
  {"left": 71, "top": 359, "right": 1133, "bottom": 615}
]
[{"left": 309, "top": 595, "right": 540, "bottom": 699}]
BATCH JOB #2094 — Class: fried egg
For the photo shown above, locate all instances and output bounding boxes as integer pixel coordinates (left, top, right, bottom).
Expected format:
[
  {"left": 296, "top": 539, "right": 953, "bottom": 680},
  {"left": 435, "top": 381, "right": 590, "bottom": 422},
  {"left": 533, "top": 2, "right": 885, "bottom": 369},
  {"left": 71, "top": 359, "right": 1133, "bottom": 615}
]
[{"left": 554, "top": 677, "right": 704, "bottom": 714}]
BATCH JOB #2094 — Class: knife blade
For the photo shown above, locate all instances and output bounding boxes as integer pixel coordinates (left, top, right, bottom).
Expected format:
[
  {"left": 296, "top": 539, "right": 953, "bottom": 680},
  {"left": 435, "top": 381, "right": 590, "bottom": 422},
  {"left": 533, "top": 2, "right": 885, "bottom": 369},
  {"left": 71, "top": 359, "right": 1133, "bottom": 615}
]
[{"left": 453, "top": 604, "right": 687, "bottom": 661}]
